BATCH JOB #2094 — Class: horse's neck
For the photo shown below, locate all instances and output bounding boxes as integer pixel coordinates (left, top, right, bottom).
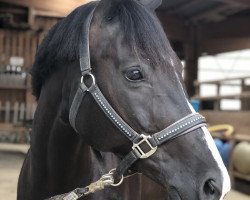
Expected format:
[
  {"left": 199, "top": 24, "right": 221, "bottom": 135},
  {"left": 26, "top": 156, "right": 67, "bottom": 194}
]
[
  {"left": 31, "top": 102, "right": 114, "bottom": 196},
  {"left": 29, "top": 65, "right": 114, "bottom": 194}
]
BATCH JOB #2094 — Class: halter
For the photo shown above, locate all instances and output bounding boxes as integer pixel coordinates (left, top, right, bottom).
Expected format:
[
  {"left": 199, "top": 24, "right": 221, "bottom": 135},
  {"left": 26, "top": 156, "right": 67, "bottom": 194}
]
[{"left": 47, "top": 6, "right": 206, "bottom": 200}]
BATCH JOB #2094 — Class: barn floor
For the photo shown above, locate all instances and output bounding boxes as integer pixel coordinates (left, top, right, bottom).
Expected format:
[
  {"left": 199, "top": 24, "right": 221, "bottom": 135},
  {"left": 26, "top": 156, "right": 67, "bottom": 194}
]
[{"left": 0, "top": 143, "right": 249, "bottom": 200}]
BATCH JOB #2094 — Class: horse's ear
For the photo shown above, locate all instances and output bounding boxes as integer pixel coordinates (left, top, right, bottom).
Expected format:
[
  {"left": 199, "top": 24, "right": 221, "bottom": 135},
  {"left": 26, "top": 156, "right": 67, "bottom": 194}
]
[
  {"left": 137, "top": 0, "right": 162, "bottom": 10},
  {"left": 93, "top": 0, "right": 122, "bottom": 21}
]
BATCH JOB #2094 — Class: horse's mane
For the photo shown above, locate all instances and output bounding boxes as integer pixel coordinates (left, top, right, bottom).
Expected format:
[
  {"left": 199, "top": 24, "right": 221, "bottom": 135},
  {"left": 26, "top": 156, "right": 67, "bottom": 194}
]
[
  {"left": 31, "top": 2, "right": 97, "bottom": 99},
  {"left": 118, "top": 1, "right": 173, "bottom": 65},
  {"left": 32, "top": 0, "right": 174, "bottom": 99}
]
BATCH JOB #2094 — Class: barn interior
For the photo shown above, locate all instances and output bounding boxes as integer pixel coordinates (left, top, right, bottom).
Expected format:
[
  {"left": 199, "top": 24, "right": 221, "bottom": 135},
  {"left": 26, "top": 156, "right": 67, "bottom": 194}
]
[{"left": 0, "top": 0, "right": 249, "bottom": 199}]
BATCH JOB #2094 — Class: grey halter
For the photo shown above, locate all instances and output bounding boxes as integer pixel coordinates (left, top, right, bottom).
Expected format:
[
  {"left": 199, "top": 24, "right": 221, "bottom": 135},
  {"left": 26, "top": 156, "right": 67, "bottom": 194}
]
[{"left": 61, "top": 5, "right": 206, "bottom": 199}]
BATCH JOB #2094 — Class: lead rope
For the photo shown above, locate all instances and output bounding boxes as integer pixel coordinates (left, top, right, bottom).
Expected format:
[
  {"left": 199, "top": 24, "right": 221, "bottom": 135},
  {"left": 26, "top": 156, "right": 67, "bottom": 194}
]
[{"left": 46, "top": 169, "right": 124, "bottom": 200}]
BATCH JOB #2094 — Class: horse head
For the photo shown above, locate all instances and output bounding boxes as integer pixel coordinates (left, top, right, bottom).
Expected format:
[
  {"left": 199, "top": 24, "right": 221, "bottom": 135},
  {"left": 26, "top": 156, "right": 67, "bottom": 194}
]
[{"left": 67, "top": 0, "right": 231, "bottom": 199}]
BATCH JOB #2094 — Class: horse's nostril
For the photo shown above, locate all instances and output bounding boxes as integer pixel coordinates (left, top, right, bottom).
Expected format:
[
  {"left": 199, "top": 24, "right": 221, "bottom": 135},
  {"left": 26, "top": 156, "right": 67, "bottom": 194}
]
[{"left": 204, "top": 179, "right": 216, "bottom": 195}]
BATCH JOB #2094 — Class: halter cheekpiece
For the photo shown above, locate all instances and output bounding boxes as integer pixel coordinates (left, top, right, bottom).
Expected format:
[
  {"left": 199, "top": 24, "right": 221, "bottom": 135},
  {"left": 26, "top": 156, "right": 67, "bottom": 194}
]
[{"left": 47, "top": 6, "right": 206, "bottom": 200}]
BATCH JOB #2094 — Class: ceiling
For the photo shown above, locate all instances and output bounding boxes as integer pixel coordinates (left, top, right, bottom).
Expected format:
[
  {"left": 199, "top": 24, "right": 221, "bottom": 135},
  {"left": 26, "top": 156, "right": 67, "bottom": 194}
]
[
  {"left": 0, "top": 0, "right": 249, "bottom": 55},
  {"left": 158, "top": 0, "right": 250, "bottom": 24},
  {"left": 1, "top": 0, "right": 250, "bottom": 22}
]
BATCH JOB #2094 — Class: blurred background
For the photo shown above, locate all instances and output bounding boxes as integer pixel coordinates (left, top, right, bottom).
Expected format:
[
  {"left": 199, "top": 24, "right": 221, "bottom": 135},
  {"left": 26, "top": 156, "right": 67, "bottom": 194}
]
[{"left": 0, "top": 0, "right": 249, "bottom": 199}]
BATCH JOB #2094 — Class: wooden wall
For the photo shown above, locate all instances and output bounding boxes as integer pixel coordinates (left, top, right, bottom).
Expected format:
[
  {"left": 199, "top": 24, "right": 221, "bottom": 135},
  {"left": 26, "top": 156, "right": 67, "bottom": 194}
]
[
  {"left": 0, "top": 16, "right": 59, "bottom": 113},
  {"left": 0, "top": 29, "right": 43, "bottom": 68},
  {"left": 0, "top": 16, "right": 58, "bottom": 68}
]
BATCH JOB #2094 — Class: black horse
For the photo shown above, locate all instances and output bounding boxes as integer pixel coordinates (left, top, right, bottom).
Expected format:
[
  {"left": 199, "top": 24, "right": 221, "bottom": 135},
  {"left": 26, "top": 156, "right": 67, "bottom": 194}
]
[{"left": 18, "top": 0, "right": 230, "bottom": 199}]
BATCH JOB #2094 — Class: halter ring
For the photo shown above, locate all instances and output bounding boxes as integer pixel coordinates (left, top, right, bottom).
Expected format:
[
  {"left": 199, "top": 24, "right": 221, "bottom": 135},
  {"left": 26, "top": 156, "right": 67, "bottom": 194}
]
[
  {"left": 81, "top": 72, "right": 96, "bottom": 91},
  {"left": 109, "top": 169, "right": 124, "bottom": 187}
]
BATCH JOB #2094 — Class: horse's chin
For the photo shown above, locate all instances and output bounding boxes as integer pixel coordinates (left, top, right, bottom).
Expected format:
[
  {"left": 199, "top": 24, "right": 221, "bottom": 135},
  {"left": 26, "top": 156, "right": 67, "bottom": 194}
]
[{"left": 167, "top": 187, "right": 182, "bottom": 200}]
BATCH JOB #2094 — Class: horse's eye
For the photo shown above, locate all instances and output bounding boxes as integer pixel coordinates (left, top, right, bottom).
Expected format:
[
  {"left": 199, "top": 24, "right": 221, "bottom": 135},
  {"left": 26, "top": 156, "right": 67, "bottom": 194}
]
[{"left": 125, "top": 68, "right": 144, "bottom": 81}]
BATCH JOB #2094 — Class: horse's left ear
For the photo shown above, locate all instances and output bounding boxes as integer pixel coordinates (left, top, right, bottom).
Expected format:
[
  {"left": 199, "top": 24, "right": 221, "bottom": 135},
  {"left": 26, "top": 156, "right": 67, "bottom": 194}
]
[{"left": 137, "top": 0, "right": 162, "bottom": 10}]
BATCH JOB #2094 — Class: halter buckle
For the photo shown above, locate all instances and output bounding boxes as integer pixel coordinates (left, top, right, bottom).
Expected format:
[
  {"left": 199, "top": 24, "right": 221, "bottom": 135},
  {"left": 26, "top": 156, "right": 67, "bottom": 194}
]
[{"left": 132, "top": 134, "right": 157, "bottom": 159}]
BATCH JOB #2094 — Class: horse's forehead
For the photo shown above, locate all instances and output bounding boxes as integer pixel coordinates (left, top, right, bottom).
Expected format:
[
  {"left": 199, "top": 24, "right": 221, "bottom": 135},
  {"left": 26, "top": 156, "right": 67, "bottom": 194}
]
[
  {"left": 90, "top": 18, "right": 181, "bottom": 75},
  {"left": 90, "top": 20, "right": 123, "bottom": 51}
]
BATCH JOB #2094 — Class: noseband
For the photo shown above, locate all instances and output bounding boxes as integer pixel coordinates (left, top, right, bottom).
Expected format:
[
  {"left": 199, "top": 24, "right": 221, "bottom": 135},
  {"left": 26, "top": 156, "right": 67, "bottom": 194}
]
[{"left": 47, "top": 6, "right": 206, "bottom": 200}]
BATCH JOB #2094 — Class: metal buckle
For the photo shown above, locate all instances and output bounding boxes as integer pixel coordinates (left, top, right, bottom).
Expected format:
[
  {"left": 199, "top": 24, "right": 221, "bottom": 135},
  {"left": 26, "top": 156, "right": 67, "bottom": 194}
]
[
  {"left": 132, "top": 134, "right": 157, "bottom": 159},
  {"left": 81, "top": 72, "right": 96, "bottom": 91}
]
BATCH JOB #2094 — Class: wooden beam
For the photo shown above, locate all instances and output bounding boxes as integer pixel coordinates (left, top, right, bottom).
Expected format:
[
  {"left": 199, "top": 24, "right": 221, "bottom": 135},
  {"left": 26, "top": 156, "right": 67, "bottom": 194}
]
[
  {"left": 33, "top": 9, "right": 64, "bottom": 18},
  {"left": 28, "top": 7, "right": 35, "bottom": 28},
  {"left": 184, "top": 26, "right": 200, "bottom": 97},
  {"left": 166, "top": 0, "right": 203, "bottom": 15},
  {"left": 191, "top": 4, "right": 241, "bottom": 23},
  {"left": 201, "top": 37, "right": 250, "bottom": 54},
  {"left": 0, "top": 8, "right": 27, "bottom": 15},
  {"left": 193, "top": 91, "right": 250, "bottom": 101},
  {"left": 201, "top": 17, "right": 250, "bottom": 39},
  {"left": 214, "top": 0, "right": 250, "bottom": 7},
  {"left": 194, "top": 76, "right": 250, "bottom": 86},
  {"left": 0, "top": 0, "right": 93, "bottom": 16}
]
